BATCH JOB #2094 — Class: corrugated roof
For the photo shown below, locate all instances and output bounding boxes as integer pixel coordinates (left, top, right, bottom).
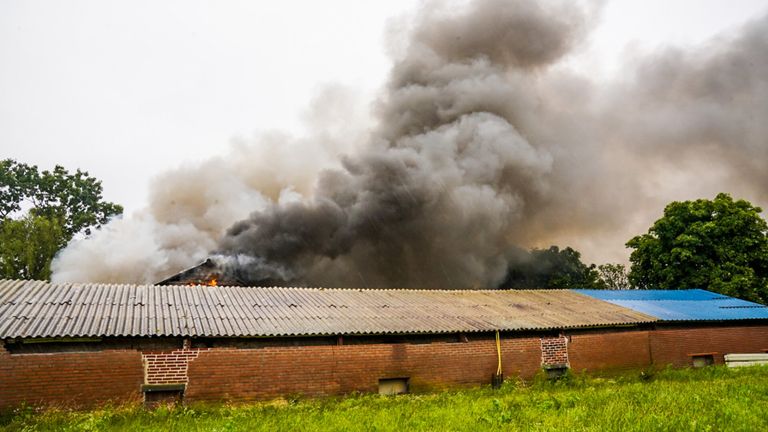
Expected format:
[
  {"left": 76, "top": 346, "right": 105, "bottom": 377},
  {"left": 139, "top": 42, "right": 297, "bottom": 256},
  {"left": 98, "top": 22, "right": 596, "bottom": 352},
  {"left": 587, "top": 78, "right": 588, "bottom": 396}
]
[
  {"left": 575, "top": 289, "right": 768, "bottom": 321},
  {"left": 0, "top": 280, "right": 655, "bottom": 339},
  {"left": 574, "top": 289, "right": 731, "bottom": 301}
]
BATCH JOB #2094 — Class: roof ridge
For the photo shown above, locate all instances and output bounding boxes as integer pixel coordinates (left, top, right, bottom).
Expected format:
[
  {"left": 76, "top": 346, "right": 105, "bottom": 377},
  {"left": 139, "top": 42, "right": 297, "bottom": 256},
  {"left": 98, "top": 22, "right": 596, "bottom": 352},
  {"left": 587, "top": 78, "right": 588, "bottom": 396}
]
[{"left": 27, "top": 281, "right": 579, "bottom": 294}]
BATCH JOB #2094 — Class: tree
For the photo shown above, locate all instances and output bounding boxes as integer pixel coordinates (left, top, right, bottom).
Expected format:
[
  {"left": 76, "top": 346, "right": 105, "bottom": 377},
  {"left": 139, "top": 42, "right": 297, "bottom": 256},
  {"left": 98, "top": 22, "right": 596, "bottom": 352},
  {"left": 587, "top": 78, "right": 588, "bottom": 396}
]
[
  {"left": 626, "top": 193, "right": 768, "bottom": 303},
  {"left": 0, "top": 159, "right": 123, "bottom": 280},
  {"left": 597, "top": 263, "right": 631, "bottom": 290},
  {"left": 0, "top": 215, "right": 65, "bottom": 280},
  {"left": 499, "top": 246, "right": 604, "bottom": 289},
  {"left": 1, "top": 160, "right": 123, "bottom": 238}
]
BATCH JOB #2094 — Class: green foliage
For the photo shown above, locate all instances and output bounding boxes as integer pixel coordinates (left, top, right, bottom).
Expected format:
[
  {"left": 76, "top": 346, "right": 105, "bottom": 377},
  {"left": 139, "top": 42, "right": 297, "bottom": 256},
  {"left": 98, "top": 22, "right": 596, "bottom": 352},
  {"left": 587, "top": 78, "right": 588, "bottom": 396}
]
[
  {"left": 3, "top": 366, "right": 768, "bottom": 431},
  {"left": 0, "top": 215, "right": 65, "bottom": 280},
  {"left": 0, "top": 159, "right": 122, "bottom": 280},
  {"left": 0, "top": 159, "right": 35, "bottom": 220},
  {"left": 627, "top": 193, "right": 768, "bottom": 303},
  {"left": 0, "top": 159, "right": 123, "bottom": 238},
  {"left": 500, "top": 246, "right": 604, "bottom": 289},
  {"left": 597, "top": 263, "right": 631, "bottom": 289}
]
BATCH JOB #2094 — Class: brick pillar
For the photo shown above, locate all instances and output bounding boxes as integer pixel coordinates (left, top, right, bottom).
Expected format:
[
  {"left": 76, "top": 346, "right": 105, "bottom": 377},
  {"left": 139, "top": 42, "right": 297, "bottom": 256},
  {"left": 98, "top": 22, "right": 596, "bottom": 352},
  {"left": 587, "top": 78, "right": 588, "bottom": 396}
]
[{"left": 540, "top": 335, "right": 569, "bottom": 368}]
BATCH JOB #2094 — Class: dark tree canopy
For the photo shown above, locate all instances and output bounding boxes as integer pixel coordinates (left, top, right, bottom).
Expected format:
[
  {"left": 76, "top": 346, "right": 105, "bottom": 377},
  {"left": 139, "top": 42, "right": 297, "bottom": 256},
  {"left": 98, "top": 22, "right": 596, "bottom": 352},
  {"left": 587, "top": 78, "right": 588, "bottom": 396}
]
[
  {"left": 627, "top": 193, "right": 768, "bottom": 304},
  {"left": 0, "top": 159, "right": 123, "bottom": 280},
  {"left": 499, "top": 246, "right": 603, "bottom": 289}
]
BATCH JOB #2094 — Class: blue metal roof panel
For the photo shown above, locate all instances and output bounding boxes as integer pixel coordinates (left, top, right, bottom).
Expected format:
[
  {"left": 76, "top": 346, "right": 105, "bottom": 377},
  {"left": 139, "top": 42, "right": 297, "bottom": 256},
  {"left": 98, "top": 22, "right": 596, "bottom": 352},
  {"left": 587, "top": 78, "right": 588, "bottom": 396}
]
[
  {"left": 574, "top": 289, "right": 768, "bottom": 321},
  {"left": 574, "top": 289, "right": 730, "bottom": 301}
]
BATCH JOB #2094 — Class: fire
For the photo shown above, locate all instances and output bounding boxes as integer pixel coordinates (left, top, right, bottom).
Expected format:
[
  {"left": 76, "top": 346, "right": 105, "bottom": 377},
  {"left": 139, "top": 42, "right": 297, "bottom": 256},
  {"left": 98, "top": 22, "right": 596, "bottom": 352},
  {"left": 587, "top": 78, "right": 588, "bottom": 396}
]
[{"left": 208, "top": 278, "right": 218, "bottom": 287}]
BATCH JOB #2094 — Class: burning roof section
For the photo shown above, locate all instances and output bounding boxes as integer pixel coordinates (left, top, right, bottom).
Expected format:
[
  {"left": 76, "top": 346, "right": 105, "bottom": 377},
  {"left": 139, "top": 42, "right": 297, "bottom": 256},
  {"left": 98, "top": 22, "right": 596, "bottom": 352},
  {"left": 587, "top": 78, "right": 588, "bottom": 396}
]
[
  {"left": 156, "top": 257, "right": 287, "bottom": 287},
  {"left": 0, "top": 280, "right": 656, "bottom": 339},
  {"left": 156, "top": 259, "right": 241, "bottom": 287}
]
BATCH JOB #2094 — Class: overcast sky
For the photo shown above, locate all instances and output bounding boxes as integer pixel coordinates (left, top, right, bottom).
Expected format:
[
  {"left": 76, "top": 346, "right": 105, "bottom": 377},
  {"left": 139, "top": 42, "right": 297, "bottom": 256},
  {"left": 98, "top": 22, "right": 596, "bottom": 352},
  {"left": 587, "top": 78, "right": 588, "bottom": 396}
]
[{"left": 2, "top": 0, "right": 767, "bottom": 214}]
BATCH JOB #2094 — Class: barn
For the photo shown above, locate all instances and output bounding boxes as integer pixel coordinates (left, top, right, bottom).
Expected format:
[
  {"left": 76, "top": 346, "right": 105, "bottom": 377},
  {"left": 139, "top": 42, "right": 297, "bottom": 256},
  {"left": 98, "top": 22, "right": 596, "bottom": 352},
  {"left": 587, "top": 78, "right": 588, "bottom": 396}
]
[{"left": 1, "top": 279, "right": 767, "bottom": 409}]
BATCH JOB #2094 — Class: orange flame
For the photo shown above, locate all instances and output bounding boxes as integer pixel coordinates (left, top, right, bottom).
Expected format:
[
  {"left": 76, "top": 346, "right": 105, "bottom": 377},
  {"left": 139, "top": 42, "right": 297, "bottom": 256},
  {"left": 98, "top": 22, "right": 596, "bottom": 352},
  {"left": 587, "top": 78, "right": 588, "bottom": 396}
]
[{"left": 208, "top": 278, "right": 218, "bottom": 287}]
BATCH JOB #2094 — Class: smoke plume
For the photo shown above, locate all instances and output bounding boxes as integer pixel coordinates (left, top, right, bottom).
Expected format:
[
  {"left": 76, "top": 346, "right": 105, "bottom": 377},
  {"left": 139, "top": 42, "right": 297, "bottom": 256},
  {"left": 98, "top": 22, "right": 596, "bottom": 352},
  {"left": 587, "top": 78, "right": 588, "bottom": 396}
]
[{"left": 52, "top": 0, "right": 768, "bottom": 288}]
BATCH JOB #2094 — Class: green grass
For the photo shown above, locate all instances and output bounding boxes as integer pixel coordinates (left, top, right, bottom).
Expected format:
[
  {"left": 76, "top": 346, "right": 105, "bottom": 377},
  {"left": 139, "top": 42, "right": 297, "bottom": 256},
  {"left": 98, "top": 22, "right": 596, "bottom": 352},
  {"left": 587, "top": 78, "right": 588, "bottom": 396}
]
[{"left": 3, "top": 366, "right": 768, "bottom": 431}]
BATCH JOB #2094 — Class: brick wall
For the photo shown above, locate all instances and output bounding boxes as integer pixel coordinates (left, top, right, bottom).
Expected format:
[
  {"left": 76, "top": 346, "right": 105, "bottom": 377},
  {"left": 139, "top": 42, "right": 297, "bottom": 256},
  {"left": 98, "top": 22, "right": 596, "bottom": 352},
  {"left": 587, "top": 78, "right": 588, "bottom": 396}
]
[
  {"left": 649, "top": 325, "right": 768, "bottom": 367},
  {"left": 568, "top": 330, "right": 651, "bottom": 373},
  {"left": 540, "top": 336, "right": 568, "bottom": 367},
  {"left": 184, "top": 335, "right": 541, "bottom": 402},
  {"left": 142, "top": 348, "right": 208, "bottom": 385},
  {"left": 0, "top": 341, "right": 144, "bottom": 409},
  {"left": 567, "top": 326, "right": 768, "bottom": 371},
  {"left": 4, "top": 324, "right": 768, "bottom": 408}
]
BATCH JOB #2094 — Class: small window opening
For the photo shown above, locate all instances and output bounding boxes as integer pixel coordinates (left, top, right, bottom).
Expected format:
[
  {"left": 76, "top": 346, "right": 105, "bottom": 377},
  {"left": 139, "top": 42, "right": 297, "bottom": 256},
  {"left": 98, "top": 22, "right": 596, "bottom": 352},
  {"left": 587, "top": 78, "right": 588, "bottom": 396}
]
[
  {"left": 692, "top": 354, "right": 714, "bottom": 368},
  {"left": 378, "top": 378, "right": 409, "bottom": 395},
  {"left": 142, "top": 384, "right": 185, "bottom": 407},
  {"left": 544, "top": 365, "right": 569, "bottom": 380}
]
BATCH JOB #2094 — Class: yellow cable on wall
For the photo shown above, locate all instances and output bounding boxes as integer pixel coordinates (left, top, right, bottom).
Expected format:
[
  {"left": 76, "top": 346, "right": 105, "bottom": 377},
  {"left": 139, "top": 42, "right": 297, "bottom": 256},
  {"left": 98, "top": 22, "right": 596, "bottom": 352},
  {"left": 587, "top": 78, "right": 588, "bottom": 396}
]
[{"left": 495, "top": 330, "right": 503, "bottom": 376}]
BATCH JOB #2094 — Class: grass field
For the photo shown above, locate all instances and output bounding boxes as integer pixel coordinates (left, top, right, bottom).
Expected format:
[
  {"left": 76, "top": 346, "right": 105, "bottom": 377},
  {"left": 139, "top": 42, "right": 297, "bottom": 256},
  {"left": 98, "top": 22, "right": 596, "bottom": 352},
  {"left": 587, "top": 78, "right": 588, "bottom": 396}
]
[{"left": 3, "top": 365, "right": 768, "bottom": 431}]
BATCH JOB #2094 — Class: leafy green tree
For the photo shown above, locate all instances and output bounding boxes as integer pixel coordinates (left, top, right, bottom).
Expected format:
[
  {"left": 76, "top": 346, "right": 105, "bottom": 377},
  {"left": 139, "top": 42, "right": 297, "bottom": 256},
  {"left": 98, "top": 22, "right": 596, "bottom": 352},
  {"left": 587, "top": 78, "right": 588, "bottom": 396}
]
[
  {"left": 597, "top": 263, "right": 631, "bottom": 290},
  {"left": 627, "top": 193, "right": 768, "bottom": 303},
  {"left": 0, "top": 215, "right": 65, "bottom": 280},
  {"left": 1, "top": 160, "right": 123, "bottom": 237},
  {"left": 0, "top": 159, "right": 37, "bottom": 219},
  {"left": 500, "top": 246, "right": 604, "bottom": 289},
  {"left": 0, "top": 159, "right": 122, "bottom": 280}
]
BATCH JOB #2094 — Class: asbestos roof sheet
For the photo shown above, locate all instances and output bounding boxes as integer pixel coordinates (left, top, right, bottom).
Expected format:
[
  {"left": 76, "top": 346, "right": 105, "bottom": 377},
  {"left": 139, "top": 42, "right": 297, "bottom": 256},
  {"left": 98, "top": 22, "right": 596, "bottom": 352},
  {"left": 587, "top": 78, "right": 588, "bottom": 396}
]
[
  {"left": 575, "top": 289, "right": 768, "bottom": 321},
  {"left": 0, "top": 280, "right": 655, "bottom": 339}
]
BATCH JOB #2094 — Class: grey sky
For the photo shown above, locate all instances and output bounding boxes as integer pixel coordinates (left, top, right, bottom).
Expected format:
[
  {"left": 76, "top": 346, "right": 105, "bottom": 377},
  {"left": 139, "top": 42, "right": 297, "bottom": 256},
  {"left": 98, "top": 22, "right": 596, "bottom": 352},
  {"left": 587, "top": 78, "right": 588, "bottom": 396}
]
[{"left": 1, "top": 0, "right": 414, "bottom": 212}]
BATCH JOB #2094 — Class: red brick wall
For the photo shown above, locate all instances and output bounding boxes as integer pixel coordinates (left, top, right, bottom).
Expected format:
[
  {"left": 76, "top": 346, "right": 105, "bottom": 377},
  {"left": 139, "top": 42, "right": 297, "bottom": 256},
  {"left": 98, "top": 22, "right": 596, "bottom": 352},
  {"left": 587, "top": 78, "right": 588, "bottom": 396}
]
[
  {"left": 142, "top": 348, "right": 209, "bottom": 385},
  {"left": 4, "top": 325, "right": 767, "bottom": 408},
  {"left": 568, "top": 330, "right": 652, "bottom": 373},
  {"left": 185, "top": 336, "right": 541, "bottom": 402},
  {"left": 650, "top": 325, "right": 768, "bottom": 367},
  {"left": 540, "top": 336, "right": 568, "bottom": 367},
  {"left": 567, "top": 326, "right": 768, "bottom": 372},
  {"left": 0, "top": 341, "right": 144, "bottom": 409}
]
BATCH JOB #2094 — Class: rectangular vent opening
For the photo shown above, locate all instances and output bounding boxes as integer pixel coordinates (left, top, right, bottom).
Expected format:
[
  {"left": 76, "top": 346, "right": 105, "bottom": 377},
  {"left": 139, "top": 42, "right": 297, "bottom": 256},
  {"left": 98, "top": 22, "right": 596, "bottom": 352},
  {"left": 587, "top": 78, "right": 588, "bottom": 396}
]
[
  {"left": 142, "top": 384, "right": 185, "bottom": 407},
  {"left": 691, "top": 354, "right": 714, "bottom": 368},
  {"left": 543, "top": 365, "right": 569, "bottom": 380},
  {"left": 378, "top": 378, "right": 409, "bottom": 395}
]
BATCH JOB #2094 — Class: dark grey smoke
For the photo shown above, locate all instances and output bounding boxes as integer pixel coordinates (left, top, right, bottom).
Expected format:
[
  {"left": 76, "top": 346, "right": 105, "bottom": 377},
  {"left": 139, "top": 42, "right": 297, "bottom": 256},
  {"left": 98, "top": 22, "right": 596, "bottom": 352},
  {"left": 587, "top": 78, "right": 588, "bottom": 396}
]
[
  {"left": 53, "top": 0, "right": 768, "bottom": 287},
  {"left": 216, "top": 0, "right": 598, "bottom": 288}
]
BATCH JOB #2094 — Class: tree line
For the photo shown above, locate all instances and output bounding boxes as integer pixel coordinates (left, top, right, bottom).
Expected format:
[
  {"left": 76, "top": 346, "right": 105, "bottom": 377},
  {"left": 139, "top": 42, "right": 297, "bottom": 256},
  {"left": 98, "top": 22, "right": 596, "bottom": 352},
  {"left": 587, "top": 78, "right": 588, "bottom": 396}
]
[
  {"left": 501, "top": 193, "right": 768, "bottom": 304},
  {"left": 2, "top": 158, "right": 767, "bottom": 304},
  {"left": 0, "top": 159, "right": 122, "bottom": 280}
]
